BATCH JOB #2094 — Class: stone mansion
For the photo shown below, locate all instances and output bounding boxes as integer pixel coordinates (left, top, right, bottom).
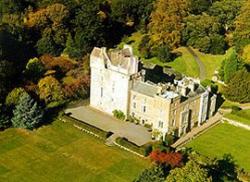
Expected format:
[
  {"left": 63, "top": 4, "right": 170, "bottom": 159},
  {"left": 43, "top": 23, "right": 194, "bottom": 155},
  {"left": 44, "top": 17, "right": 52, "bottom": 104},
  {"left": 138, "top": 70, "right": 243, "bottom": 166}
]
[{"left": 90, "top": 45, "right": 217, "bottom": 139}]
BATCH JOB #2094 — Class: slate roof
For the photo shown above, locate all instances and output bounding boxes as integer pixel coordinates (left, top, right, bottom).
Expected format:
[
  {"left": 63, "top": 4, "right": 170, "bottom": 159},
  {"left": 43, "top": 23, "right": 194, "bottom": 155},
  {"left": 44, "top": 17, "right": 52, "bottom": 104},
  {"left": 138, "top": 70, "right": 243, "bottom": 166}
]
[{"left": 132, "top": 81, "right": 159, "bottom": 97}]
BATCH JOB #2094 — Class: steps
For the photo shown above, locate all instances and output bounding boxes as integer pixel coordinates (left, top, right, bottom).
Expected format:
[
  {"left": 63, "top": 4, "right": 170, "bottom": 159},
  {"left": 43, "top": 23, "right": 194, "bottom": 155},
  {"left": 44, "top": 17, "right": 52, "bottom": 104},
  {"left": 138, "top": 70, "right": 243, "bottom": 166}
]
[{"left": 105, "top": 134, "right": 119, "bottom": 146}]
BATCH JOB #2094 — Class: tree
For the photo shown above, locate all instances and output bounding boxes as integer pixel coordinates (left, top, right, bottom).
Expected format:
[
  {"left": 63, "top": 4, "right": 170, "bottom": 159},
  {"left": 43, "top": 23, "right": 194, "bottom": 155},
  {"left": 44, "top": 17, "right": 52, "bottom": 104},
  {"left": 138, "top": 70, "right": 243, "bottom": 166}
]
[
  {"left": 134, "top": 165, "right": 166, "bottom": 182},
  {"left": 5, "top": 87, "right": 27, "bottom": 107},
  {"left": 156, "top": 45, "right": 176, "bottom": 62},
  {"left": 63, "top": 34, "right": 82, "bottom": 59},
  {"left": 149, "top": 0, "right": 188, "bottom": 49},
  {"left": 25, "top": 57, "right": 45, "bottom": 81},
  {"left": 233, "top": 0, "right": 250, "bottom": 52},
  {"left": 0, "top": 103, "right": 11, "bottom": 130},
  {"left": 111, "top": 0, "right": 154, "bottom": 28},
  {"left": 72, "top": 0, "right": 109, "bottom": 57},
  {"left": 187, "top": 0, "right": 211, "bottom": 15},
  {"left": 223, "top": 50, "right": 243, "bottom": 83},
  {"left": 182, "top": 13, "right": 226, "bottom": 54},
  {"left": 27, "top": 3, "right": 70, "bottom": 56},
  {"left": 166, "top": 160, "right": 211, "bottom": 182},
  {"left": 11, "top": 94, "right": 44, "bottom": 129},
  {"left": 223, "top": 68, "right": 250, "bottom": 103},
  {"left": 38, "top": 76, "right": 64, "bottom": 103},
  {"left": 208, "top": 0, "right": 243, "bottom": 32}
]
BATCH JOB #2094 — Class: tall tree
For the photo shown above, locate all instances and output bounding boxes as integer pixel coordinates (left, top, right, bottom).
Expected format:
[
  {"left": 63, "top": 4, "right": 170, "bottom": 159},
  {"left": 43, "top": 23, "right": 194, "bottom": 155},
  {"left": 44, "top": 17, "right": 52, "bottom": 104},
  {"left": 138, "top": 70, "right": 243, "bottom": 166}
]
[
  {"left": 223, "top": 50, "right": 243, "bottom": 83},
  {"left": 11, "top": 93, "right": 44, "bottom": 129},
  {"left": 72, "top": 0, "right": 109, "bottom": 56},
  {"left": 233, "top": 0, "right": 250, "bottom": 52},
  {"left": 223, "top": 68, "right": 250, "bottom": 103},
  {"left": 182, "top": 13, "right": 225, "bottom": 54},
  {"left": 208, "top": 0, "right": 243, "bottom": 32},
  {"left": 149, "top": 0, "right": 188, "bottom": 49},
  {"left": 111, "top": 0, "right": 154, "bottom": 28}
]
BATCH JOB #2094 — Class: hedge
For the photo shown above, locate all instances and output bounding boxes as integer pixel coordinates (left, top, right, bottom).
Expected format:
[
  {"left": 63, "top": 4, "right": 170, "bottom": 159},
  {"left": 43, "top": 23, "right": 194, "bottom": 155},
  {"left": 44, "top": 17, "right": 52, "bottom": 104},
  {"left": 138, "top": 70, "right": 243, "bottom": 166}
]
[
  {"left": 60, "top": 115, "right": 113, "bottom": 139},
  {"left": 115, "top": 137, "right": 152, "bottom": 156}
]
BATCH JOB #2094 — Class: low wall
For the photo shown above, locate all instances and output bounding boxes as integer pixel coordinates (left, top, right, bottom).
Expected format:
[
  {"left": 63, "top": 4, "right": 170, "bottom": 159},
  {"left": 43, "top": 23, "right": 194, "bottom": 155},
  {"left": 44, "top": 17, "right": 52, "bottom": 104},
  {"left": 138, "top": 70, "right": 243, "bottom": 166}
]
[{"left": 222, "top": 117, "right": 250, "bottom": 131}]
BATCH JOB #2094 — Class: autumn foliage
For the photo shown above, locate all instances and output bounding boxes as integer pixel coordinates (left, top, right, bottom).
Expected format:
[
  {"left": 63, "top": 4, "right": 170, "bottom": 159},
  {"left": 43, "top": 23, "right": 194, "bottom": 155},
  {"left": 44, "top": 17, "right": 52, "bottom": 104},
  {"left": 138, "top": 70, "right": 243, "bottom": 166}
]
[
  {"left": 40, "top": 54, "right": 75, "bottom": 73},
  {"left": 149, "top": 150, "right": 183, "bottom": 168},
  {"left": 63, "top": 75, "right": 90, "bottom": 99}
]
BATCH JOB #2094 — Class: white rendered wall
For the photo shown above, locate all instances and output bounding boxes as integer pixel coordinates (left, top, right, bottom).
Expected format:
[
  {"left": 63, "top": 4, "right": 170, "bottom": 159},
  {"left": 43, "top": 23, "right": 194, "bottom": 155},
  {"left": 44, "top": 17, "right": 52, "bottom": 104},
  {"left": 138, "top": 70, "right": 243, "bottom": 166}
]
[{"left": 90, "top": 64, "right": 131, "bottom": 116}]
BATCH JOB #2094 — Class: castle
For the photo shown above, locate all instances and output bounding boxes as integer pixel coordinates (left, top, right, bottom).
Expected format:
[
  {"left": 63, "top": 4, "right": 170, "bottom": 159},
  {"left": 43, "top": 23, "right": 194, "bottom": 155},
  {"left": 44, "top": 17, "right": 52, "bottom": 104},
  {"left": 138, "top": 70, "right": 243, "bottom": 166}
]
[{"left": 90, "top": 45, "right": 217, "bottom": 139}]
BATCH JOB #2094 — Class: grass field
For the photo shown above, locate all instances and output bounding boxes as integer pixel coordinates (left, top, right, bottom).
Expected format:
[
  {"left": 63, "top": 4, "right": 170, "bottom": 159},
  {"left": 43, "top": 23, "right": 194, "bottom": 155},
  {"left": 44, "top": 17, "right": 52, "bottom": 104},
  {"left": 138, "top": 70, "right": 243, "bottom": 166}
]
[
  {"left": 225, "top": 109, "right": 250, "bottom": 125},
  {"left": 186, "top": 123, "right": 250, "bottom": 172},
  {"left": 119, "top": 32, "right": 228, "bottom": 79},
  {"left": 193, "top": 49, "right": 227, "bottom": 79},
  {"left": 0, "top": 120, "right": 149, "bottom": 182}
]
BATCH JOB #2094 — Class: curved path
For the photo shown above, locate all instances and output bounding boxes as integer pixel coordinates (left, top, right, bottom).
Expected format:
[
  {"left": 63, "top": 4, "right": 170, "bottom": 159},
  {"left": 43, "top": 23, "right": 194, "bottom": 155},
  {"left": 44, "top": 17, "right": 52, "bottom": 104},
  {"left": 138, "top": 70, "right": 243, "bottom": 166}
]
[{"left": 186, "top": 47, "right": 206, "bottom": 80}]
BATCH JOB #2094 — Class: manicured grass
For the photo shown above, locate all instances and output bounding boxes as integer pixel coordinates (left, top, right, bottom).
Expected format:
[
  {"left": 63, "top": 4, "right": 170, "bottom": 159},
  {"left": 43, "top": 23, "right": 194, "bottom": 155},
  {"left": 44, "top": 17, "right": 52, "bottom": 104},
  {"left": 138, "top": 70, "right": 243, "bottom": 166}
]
[
  {"left": 0, "top": 120, "right": 149, "bottom": 182},
  {"left": 225, "top": 110, "right": 250, "bottom": 126},
  {"left": 186, "top": 123, "right": 250, "bottom": 172},
  {"left": 169, "top": 47, "right": 199, "bottom": 78},
  {"left": 192, "top": 49, "right": 226, "bottom": 79}
]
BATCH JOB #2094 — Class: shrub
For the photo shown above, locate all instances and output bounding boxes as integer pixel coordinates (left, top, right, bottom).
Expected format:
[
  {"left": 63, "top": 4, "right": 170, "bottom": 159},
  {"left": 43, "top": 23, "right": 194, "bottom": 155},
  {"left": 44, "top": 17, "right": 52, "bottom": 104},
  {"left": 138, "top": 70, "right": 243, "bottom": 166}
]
[
  {"left": 138, "top": 35, "right": 152, "bottom": 59},
  {"left": 149, "top": 150, "right": 183, "bottom": 168},
  {"left": 25, "top": 57, "right": 45, "bottom": 81},
  {"left": 201, "top": 79, "right": 218, "bottom": 93},
  {"left": 231, "top": 106, "right": 241, "bottom": 114},
  {"left": 112, "top": 110, "right": 125, "bottom": 120},
  {"left": 152, "top": 140, "right": 171, "bottom": 152},
  {"left": 165, "top": 134, "right": 176, "bottom": 146},
  {"left": 157, "top": 44, "right": 176, "bottom": 62},
  {"left": 5, "top": 87, "right": 27, "bottom": 107}
]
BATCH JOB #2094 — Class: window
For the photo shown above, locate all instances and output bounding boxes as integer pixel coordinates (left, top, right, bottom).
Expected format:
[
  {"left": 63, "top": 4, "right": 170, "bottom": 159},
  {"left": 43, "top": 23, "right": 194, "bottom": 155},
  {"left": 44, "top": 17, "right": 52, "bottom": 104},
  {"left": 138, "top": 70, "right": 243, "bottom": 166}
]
[
  {"left": 143, "top": 106, "right": 146, "bottom": 113},
  {"left": 172, "top": 119, "right": 175, "bottom": 126},
  {"left": 101, "top": 87, "right": 103, "bottom": 97},
  {"left": 158, "top": 121, "right": 164, "bottom": 128},
  {"left": 133, "top": 102, "right": 136, "bottom": 109},
  {"left": 112, "top": 81, "right": 115, "bottom": 93}
]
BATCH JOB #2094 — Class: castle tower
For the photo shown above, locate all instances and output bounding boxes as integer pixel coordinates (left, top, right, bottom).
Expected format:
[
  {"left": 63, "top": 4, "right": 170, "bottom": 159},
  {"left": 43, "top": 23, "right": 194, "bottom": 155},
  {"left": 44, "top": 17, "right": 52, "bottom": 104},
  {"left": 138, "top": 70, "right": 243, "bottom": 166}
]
[{"left": 90, "top": 45, "right": 139, "bottom": 116}]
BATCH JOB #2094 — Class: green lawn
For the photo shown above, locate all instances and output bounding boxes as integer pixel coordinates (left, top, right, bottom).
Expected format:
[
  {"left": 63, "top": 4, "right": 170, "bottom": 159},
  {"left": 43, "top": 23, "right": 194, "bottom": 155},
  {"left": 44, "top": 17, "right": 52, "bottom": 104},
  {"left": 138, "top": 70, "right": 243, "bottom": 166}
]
[
  {"left": 186, "top": 123, "right": 250, "bottom": 172},
  {"left": 0, "top": 120, "right": 149, "bottom": 182},
  {"left": 193, "top": 49, "right": 227, "bottom": 79},
  {"left": 225, "top": 110, "right": 250, "bottom": 126}
]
